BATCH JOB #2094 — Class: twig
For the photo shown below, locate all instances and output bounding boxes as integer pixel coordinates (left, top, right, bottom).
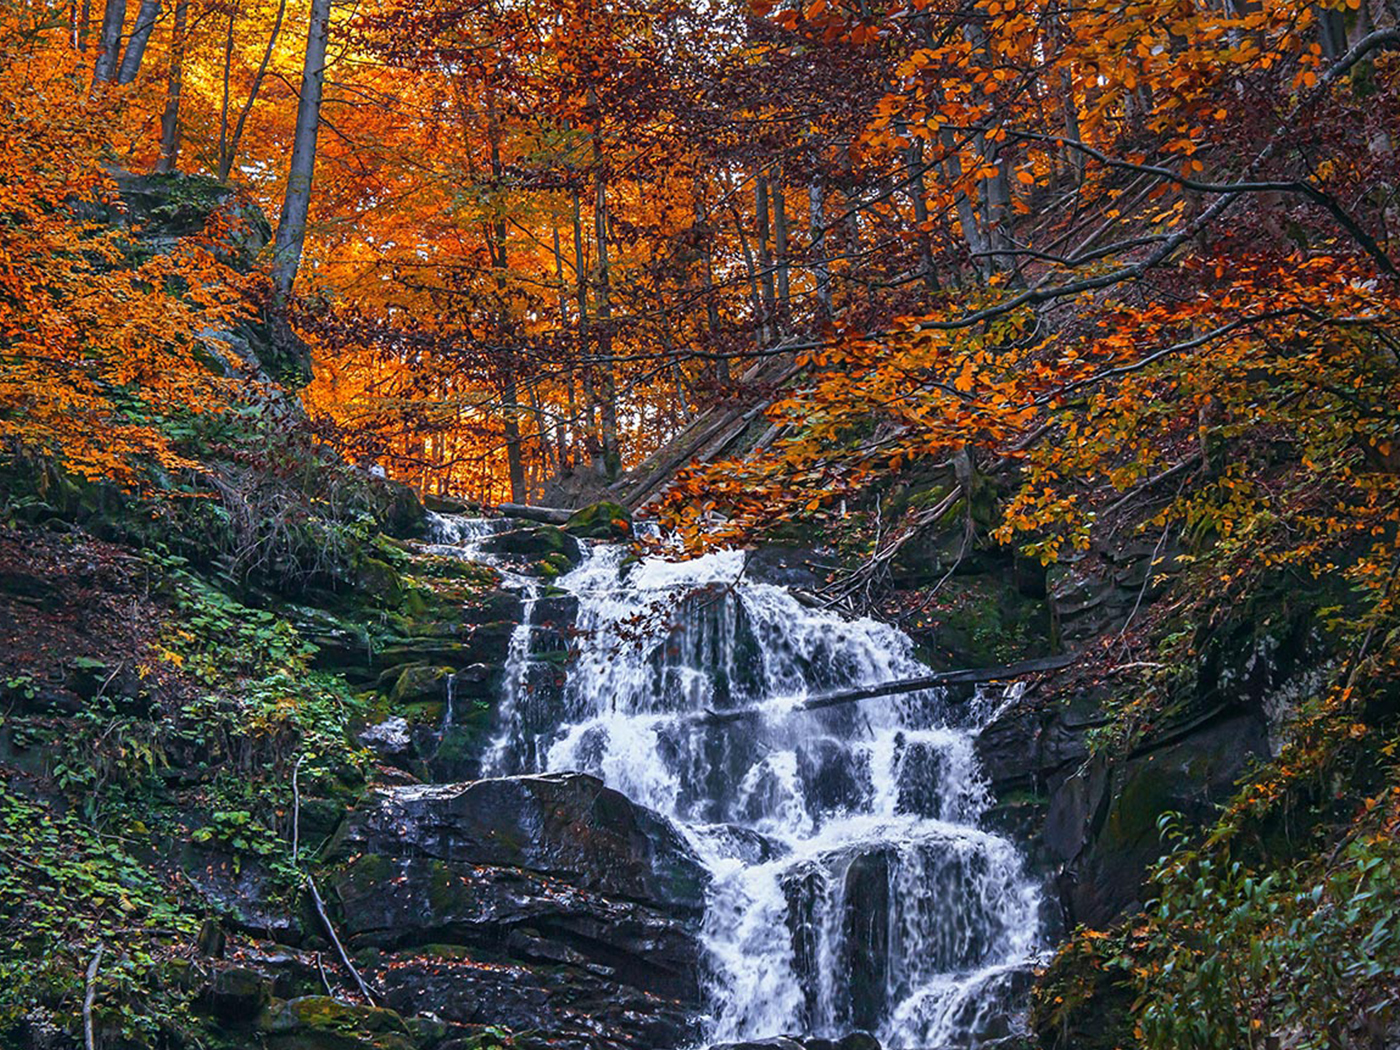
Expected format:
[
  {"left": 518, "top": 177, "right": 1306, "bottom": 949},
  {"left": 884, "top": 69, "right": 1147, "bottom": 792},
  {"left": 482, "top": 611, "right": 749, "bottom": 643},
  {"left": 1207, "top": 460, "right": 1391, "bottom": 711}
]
[
  {"left": 1118, "top": 522, "right": 1174, "bottom": 647},
  {"left": 291, "top": 754, "right": 304, "bottom": 860},
  {"left": 306, "top": 875, "right": 377, "bottom": 1006},
  {"left": 84, "top": 943, "right": 105, "bottom": 1050}
]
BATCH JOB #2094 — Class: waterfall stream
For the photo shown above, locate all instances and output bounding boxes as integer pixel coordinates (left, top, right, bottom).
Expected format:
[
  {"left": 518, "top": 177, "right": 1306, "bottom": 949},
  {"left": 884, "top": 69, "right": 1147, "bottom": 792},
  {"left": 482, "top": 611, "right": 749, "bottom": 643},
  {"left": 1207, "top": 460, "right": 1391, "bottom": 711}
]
[{"left": 426, "top": 515, "right": 1043, "bottom": 1048}]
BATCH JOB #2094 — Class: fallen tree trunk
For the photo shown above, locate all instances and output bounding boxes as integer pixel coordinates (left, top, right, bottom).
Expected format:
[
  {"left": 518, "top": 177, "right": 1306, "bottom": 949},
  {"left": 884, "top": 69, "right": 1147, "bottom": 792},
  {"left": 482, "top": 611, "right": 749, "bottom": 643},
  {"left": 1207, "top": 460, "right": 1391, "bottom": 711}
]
[
  {"left": 696, "top": 653, "right": 1077, "bottom": 725},
  {"left": 498, "top": 502, "right": 573, "bottom": 525}
]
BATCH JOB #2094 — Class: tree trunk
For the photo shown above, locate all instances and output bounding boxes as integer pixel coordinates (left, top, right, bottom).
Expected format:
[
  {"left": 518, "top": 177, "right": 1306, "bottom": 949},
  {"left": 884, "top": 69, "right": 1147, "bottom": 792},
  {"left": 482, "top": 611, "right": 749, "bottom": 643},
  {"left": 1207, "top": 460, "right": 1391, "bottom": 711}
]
[
  {"left": 115, "top": 0, "right": 159, "bottom": 83},
  {"left": 570, "top": 186, "right": 597, "bottom": 459},
  {"left": 217, "top": 10, "right": 235, "bottom": 173},
  {"left": 772, "top": 171, "right": 791, "bottom": 329},
  {"left": 154, "top": 0, "right": 187, "bottom": 172},
  {"left": 77, "top": 0, "right": 92, "bottom": 52},
  {"left": 218, "top": 0, "right": 289, "bottom": 180},
  {"left": 487, "top": 98, "right": 527, "bottom": 504},
  {"left": 591, "top": 110, "right": 620, "bottom": 480},
  {"left": 810, "top": 176, "right": 831, "bottom": 320},
  {"left": 694, "top": 182, "right": 728, "bottom": 385},
  {"left": 754, "top": 174, "right": 777, "bottom": 340},
  {"left": 92, "top": 0, "right": 127, "bottom": 83},
  {"left": 271, "top": 0, "right": 332, "bottom": 300},
  {"left": 550, "top": 222, "right": 577, "bottom": 469},
  {"left": 898, "top": 122, "right": 940, "bottom": 293}
]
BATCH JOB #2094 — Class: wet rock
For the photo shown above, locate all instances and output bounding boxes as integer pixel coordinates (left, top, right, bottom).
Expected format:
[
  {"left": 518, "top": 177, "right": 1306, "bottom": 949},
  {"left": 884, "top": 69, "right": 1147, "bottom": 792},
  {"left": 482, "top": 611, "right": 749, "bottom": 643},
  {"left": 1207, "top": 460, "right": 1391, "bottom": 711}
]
[
  {"left": 893, "top": 737, "right": 949, "bottom": 819},
  {"left": 707, "top": 1037, "right": 879, "bottom": 1050},
  {"left": 358, "top": 717, "right": 411, "bottom": 760},
  {"left": 975, "top": 690, "right": 1106, "bottom": 797},
  {"left": 700, "top": 823, "right": 790, "bottom": 864},
  {"left": 743, "top": 547, "right": 838, "bottom": 590},
  {"left": 1059, "top": 712, "right": 1268, "bottom": 926},
  {"left": 478, "top": 525, "right": 582, "bottom": 566},
  {"left": 840, "top": 849, "right": 893, "bottom": 1032},
  {"left": 184, "top": 850, "right": 303, "bottom": 943},
  {"left": 197, "top": 966, "right": 270, "bottom": 1023},
  {"left": 259, "top": 996, "right": 414, "bottom": 1050},
  {"left": 564, "top": 500, "right": 632, "bottom": 540},
  {"left": 799, "top": 738, "right": 869, "bottom": 819},
  {"left": 1047, "top": 543, "right": 1182, "bottom": 646},
  {"left": 379, "top": 949, "right": 697, "bottom": 1049},
  {"left": 386, "top": 664, "right": 455, "bottom": 707},
  {"left": 329, "top": 773, "right": 708, "bottom": 1049}
]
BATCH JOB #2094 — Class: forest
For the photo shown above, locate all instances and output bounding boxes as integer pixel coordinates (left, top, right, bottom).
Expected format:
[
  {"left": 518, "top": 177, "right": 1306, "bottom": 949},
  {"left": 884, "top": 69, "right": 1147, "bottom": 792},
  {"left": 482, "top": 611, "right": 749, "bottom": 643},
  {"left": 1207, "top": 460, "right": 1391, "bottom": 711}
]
[{"left": 2, "top": 0, "right": 1399, "bottom": 1042}]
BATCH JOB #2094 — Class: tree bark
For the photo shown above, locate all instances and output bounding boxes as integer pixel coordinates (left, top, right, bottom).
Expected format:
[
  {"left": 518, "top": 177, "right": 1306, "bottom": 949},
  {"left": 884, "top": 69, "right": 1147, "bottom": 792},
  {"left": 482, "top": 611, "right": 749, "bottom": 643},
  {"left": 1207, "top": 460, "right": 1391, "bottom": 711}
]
[
  {"left": 772, "top": 170, "right": 791, "bottom": 328},
  {"left": 92, "top": 0, "right": 127, "bottom": 84},
  {"left": 218, "top": 0, "right": 289, "bottom": 179},
  {"left": 694, "top": 654, "right": 1078, "bottom": 725},
  {"left": 271, "top": 0, "right": 332, "bottom": 300},
  {"left": 754, "top": 173, "right": 777, "bottom": 340},
  {"left": 590, "top": 106, "right": 620, "bottom": 479},
  {"left": 115, "top": 0, "right": 159, "bottom": 83},
  {"left": 570, "top": 186, "right": 598, "bottom": 458},
  {"left": 154, "top": 0, "right": 187, "bottom": 172},
  {"left": 809, "top": 176, "right": 831, "bottom": 319},
  {"left": 897, "top": 122, "right": 940, "bottom": 293}
]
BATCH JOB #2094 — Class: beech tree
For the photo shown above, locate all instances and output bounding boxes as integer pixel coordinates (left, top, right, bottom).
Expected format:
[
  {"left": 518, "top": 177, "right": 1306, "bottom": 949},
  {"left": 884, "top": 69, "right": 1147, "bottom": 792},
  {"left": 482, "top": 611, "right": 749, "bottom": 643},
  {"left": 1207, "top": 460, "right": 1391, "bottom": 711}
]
[{"left": 271, "top": 0, "right": 331, "bottom": 299}]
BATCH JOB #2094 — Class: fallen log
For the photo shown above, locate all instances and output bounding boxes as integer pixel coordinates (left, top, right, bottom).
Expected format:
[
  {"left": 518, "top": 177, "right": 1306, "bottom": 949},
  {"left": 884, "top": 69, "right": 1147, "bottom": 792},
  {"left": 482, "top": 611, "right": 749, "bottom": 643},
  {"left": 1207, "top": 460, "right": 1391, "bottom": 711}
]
[
  {"left": 695, "top": 652, "right": 1078, "bottom": 725},
  {"left": 497, "top": 502, "right": 573, "bottom": 525}
]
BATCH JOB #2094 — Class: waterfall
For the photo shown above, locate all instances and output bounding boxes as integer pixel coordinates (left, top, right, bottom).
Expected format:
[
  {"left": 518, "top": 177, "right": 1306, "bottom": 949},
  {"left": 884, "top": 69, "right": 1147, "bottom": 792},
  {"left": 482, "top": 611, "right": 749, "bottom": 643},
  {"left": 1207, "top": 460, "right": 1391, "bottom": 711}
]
[{"left": 427, "top": 515, "right": 1043, "bottom": 1048}]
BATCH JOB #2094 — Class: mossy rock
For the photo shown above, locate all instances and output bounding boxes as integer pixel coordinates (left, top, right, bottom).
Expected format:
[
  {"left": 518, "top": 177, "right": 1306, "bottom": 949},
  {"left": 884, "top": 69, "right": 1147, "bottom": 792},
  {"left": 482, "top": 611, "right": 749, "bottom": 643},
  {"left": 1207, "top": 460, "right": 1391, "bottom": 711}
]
[
  {"left": 388, "top": 665, "right": 455, "bottom": 707},
  {"left": 259, "top": 996, "right": 414, "bottom": 1050},
  {"left": 536, "top": 551, "right": 575, "bottom": 578},
  {"left": 909, "top": 573, "right": 1052, "bottom": 668},
  {"left": 355, "top": 557, "right": 405, "bottom": 609},
  {"left": 563, "top": 500, "right": 632, "bottom": 540}
]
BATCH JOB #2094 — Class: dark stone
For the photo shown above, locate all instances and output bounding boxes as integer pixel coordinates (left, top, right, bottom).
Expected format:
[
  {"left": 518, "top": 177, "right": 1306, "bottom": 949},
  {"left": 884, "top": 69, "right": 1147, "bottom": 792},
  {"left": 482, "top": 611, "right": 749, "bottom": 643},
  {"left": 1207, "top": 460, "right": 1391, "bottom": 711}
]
[
  {"left": 258, "top": 997, "right": 414, "bottom": 1050},
  {"left": 743, "top": 547, "right": 839, "bottom": 590},
  {"left": 379, "top": 948, "right": 698, "bottom": 1050},
  {"left": 477, "top": 525, "right": 582, "bottom": 566},
  {"left": 840, "top": 849, "right": 892, "bottom": 1032},
  {"left": 387, "top": 664, "right": 455, "bottom": 707},
  {"left": 195, "top": 918, "right": 225, "bottom": 958},
  {"left": 329, "top": 773, "right": 709, "bottom": 1049},
  {"left": 564, "top": 500, "right": 633, "bottom": 540},
  {"left": 1058, "top": 712, "right": 1268, "bottom": 927},
  {"left": 332, "top": 773, "right": 707, "bottom": 913},
  {"left": 183, "top": 849, "right": 303, "bottom": 943},
  {"left": 198, "top": 966, "right": 270, "bottom": 1024}
]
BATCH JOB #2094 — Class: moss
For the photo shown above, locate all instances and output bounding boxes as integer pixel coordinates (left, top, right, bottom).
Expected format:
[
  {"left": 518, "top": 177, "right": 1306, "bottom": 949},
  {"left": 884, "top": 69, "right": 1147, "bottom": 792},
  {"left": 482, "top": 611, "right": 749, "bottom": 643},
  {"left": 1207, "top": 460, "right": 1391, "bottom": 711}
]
[
  {"left": 260, "top": 996, "right": 414, "bottom": 1050},
  {"left": 426, "top": 860, "right": 467, "bottom": 914},
  {"left": 536, "top": 551, "right": 575, "bottom": 578},
  {"left": 563, "top": 501, "right": 632, "bottom": 540},
  {"left": 354, "top": 557, "right": 404, "bottom": 609},
  {"left": 910, "top": 573, "right": 1052, "bottom": 668},
  {"left": 388, "top": 665, "right": 454, "bottom": 706}
]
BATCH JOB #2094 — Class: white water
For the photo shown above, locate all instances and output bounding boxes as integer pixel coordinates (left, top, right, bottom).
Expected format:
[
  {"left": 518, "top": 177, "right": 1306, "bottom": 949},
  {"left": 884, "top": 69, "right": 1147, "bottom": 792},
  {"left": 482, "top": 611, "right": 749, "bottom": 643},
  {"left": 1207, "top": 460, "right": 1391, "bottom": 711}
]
[{"left": 426, "top": 515, "right": 1042, "bottom": 1048}]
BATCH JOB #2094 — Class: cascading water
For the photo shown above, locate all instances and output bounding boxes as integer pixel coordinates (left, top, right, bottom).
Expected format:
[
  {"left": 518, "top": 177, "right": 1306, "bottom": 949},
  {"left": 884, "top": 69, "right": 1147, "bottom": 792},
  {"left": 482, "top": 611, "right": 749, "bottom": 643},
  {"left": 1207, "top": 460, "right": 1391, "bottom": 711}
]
[{"left": 426, "top": 514, "right": 1042, "bottom": 1048}]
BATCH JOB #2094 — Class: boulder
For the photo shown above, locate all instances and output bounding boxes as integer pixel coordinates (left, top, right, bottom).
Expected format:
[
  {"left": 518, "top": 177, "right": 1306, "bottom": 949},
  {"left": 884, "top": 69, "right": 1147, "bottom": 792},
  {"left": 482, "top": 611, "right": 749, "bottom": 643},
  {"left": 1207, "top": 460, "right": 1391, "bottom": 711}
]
[
  {"left": 563, "top": 500, "right": 632, "bottom": 540},
  {"left": 197, "top": 966, "right": 270, "bottom": 1024},
  {"left": 1058, "top": 712, "right": 1268, "bottom": 926},
  {"left": 477, "top": 525, "right": 582, "bottom": 566},
  {"left": 259, "top": 997, "right": 414, "bottom": 1050},
  {"left": 329, "top": 773, "right": 709, "bottom": 1049}
]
